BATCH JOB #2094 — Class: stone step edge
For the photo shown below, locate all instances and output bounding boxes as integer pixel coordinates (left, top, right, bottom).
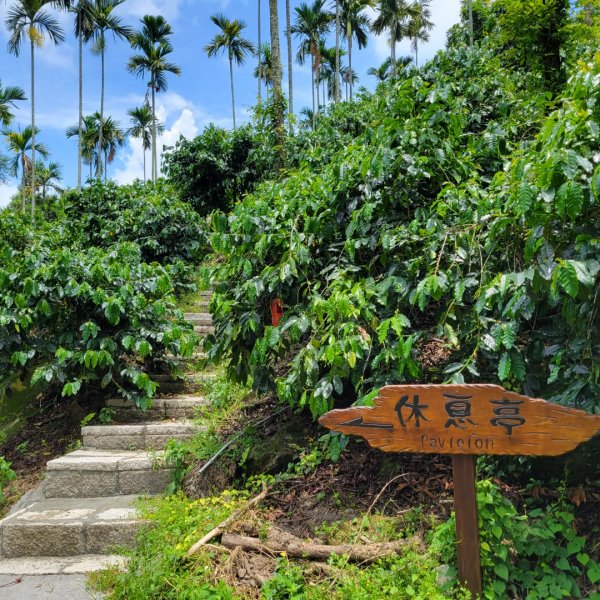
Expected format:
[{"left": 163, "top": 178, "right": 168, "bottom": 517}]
[
  {"left": 46, "top": 449, "right": 168, "bottom": 472},
  {"left": 0, "top": 554, "right": 128, "bottom": 575},
  {"left": 82, "top": 422, "right": 198, "bottom": 437},
  {"left": 0, "top": 495, "right": 147, "bottom": 558}
]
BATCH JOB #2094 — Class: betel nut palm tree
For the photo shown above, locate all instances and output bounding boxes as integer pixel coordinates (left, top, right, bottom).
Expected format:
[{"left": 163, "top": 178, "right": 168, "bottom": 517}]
[
  {"left": 0, "top": 80, "right": 26, "bottom": 127},
  {"left": 205, "top": 14, "right": 255, "bottom": 130},
  {"left": 291, "top": 0, "right": 332, "bottom": 127},
  {"left": 254, "top": 43, "right": 275, "bottom": 89},
  {"left": 285, "top": 0, "right": 293, "bottom": 124},
  {"left": 5, "top": 0, "right": 65, "bottom": 217},
  {"left": 66, "top": 111, "right": 125, "bottom": 181},
  {"left": 407, "top": 0, "right": 433, "bottom": 67},
  {"left": 372, "top": 0, "right": 411, "bottom": 77},
  {"left": 66, "top": 113, "right": 98, "bottom": 180},
  {"left": 89, "top": 0, "right": 132, "bottom": 178},
  {"left": 341, "top": 0, "right": 373, "bottom": 100},
  {"left": 128, "top": 15, "right": 179, "bottom": 182},
  {"left": 127, "top": 105, "right": 164, "bottom": 183},
  {"left": 71, "top": 0, "right": 95, "bottom": 191},
  {"left": 3, "top": 126, "right": 49, "bottom": 212},
  {"left": 35, "top": 160, "right": 63, "bottom": 201}
]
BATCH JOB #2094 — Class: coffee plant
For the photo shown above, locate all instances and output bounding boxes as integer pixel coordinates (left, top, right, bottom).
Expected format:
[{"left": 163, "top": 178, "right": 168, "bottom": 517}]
[
  {"left": 205, "top": 45, "right": 600, "bottom": 419},
  {"left": 0, "top": 183, "right": 206, "bottom": 407}
]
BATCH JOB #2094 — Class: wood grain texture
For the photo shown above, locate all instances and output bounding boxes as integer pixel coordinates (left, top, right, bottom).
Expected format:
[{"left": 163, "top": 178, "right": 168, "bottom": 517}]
[
  {"left": 319, "top": 384, "right": 600, "bottom": 456},
  {"left": 452, "top": 455, "right": 482, "bottom": 598}
]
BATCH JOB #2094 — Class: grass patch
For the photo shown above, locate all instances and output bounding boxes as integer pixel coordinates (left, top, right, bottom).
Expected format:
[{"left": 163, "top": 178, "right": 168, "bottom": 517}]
[{"left": 89, "top": 492, "right": 246, "bottom": 599}]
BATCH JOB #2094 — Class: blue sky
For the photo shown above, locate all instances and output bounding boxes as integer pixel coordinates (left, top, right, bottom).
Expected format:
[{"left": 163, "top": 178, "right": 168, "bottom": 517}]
[{"left": 0, "top": 0, "right": 461, "bottom": 206}]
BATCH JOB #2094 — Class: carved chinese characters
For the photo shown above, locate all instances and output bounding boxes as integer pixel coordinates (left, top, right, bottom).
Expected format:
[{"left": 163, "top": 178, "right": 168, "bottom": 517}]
[{"left": 319, "top": 384, "right": 600, "bottom": 456}]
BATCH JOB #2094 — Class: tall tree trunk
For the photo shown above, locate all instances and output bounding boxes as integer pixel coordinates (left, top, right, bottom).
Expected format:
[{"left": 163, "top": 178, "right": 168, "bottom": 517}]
[
  {"left": 30, "top": 37, "right": 36, "bottom": 219},
  {"left": 143, "top": 147, "right": 146, "bottom": 182},
  {"left": 268, "top": 0, "right": 285, "bottom": 159},
  {"left": 151, "top": 77, "right": 157, "bottom": 181},
  {"left": 414, "top": 37, "right": 418, "bottom": 67},
  {"left": 348, "top": 23, "right": 353, "bottom": 101},
  {"left": 391, "top": 36, "right": 397, "bottom": 77},
  {"left": 311, "top": 54, "right": 315, "bottom": 128},
  {"left": 98, "top": 33, "right": 105, "bottom": 179},
  {"left": 257, "top": 0, "right": 262, "bottom": 103},
  {"left": 78, "top": 29, "right": 83, "bottom": 192},
  {"left": 334, "top": 0, "right": 340, "bottom": 102},
  {"left": 21, "top": 162, "right": 26, "bottom": 213},
  {"left": 468, "top": 0, "right": 474, "bottom": 46},
  {"left": 104, "top": 149, "right": 107, "bottom": 182},
  {"left": 286, "top": 0, "right": 293, "bottom": 127},
  {"left": 229, "top": 55, "right": 236, "bottom": 130}
]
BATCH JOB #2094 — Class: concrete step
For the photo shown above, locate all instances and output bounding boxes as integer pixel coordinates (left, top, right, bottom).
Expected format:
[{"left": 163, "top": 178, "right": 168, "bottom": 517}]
[
  {"left": 107, "top": 395, "right": 209, "bottom": 421},
  {"left": 82, "top": 421, "right": 200, "bottom": 450},
  {"left": 185, "top": 312, "right": 212, "bottom": 326},
  {"left": 194, "top": 324, "right": 215, "bottom": 335},
  {"left": 44, "top": 449, "right": 171, "bottom": 499},
  {"left": 0, "top": 495, "right": 143, "bottom": 558}
]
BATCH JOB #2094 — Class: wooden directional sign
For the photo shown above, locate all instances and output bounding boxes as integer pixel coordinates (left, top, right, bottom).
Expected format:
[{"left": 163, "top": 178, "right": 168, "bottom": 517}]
[
  {"left": 319, "top": 384, "right": 600, "bottom": 457},
  {"left": 319, "top": 384, "right": 600, "bottom": 599}
]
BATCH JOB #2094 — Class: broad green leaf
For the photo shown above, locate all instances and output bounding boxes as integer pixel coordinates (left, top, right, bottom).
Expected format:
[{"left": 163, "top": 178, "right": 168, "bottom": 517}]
[
  {"left": 557, "top": 262, "right": 579, "bottom": 298},
  {"left": 498, "top": 352, "right": 511, "bottom": 381}
]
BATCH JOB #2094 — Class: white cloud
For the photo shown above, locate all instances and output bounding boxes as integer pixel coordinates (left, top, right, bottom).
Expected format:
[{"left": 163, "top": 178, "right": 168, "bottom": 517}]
[
  {"left": 0, "top": 184, "right": 18, "bottom": 208},
  {"left": 114, "top": 92, "right": 231, "bottom": 184}
]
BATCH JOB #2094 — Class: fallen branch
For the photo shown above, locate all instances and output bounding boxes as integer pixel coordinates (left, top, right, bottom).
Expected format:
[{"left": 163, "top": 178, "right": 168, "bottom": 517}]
[
  {"left": 220, "top": 528, "right": 422, "bottom": 564},
  {"left": 186, "top": 482, "right": 269, "bottom": 557}
]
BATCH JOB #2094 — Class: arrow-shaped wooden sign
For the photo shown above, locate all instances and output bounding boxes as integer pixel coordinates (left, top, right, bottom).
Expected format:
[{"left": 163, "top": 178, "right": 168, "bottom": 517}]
[
  {"left": 319, "top": 384, "right": 600, "bottom": 599},
  {"left": 319, "top": 384, "right": 600, "bottom": 457}
]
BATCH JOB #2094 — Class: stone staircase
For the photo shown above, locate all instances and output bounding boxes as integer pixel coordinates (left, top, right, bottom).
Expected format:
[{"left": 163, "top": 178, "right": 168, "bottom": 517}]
[{"left": 0, "top": 300, "right": 213, "bottom": 578}]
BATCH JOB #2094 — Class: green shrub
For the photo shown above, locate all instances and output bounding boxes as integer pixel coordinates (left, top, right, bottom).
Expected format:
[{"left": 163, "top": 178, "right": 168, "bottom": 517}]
[
  {"left": 162, "top": 125, "right": 262, "bottom": 215},
  {"left": 0, "top": 241, "right": 198, "bottom": 408},
  {"left": 206, "top": 48, "right": 600, "bottom": 418},
  {"left": 63, "top": 180, "right": 208, "bottom": 264},
  {"left": 432, "top": 479, "right": 600, "bottom": 599}
]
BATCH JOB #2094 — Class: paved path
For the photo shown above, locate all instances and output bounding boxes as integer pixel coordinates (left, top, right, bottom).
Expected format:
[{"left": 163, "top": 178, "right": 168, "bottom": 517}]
[{"left": 0, "top": 574, "right": 101, "bottom": 599}]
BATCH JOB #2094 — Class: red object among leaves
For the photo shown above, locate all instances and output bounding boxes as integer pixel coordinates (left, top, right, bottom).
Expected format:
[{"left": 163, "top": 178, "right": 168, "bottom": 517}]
[{"left": 271, "top": 299, "right": 284, "bottom": 326}]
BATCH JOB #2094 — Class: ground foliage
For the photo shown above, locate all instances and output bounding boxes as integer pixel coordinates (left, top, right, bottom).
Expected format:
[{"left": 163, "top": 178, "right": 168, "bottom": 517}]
[
  {"left": 0, "top": 182, "right": 205, "bottom": 407},
  {"left": 205, "top": 37, "right": 600, "bottom": 426}
]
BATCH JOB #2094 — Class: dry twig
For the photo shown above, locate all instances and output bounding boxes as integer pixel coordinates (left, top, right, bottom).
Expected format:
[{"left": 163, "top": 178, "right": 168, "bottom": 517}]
[{"left": 186, "top": 482, "right": 269, "bottom": 557}]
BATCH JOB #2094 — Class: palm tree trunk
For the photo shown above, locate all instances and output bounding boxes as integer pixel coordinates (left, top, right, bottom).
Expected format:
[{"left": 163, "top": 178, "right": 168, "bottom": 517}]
[
  {"left": 104, "top": 149, "right": 107, "bottom": 182},
  {"left": 268, "top": 0, "right": 285, "bottom": 160},
  {"left": 311, "top": 54, "right": 315, "bottom": 128},
  {"left": 286, "top": 0, "right": 293, "bottom": 127},
  {"left": 257, "top": 0, "right": 262, "bottom": 103},
  {"left": 78, "top": 30, "right": 83, "bottom": 192},
  {"left": 391, "top": 36, "right": 397, "bottom": 77},
  {"left": 98, "top": 33, "right": 105, "bottom": 179},
  {"left": 143, "top": 147, "right": 146, "bottom": 182},
  {"left": 21, "top": 164, "right": 26, "bottom": 213},
  {"left": 414, "top": 37, "right": 418, "bottom": 68},
  {"left": 229, "top": 55, "right": 236, "bottom": 130},
  {"left": 30, "top": 37, "right": 36, "bottom": 218},
  {"left": 348, "top": 27, "right": 353, "bottom": 101},
  {"left": 151, "top": 78, "right": 157, "bottom": 181},
  {"left": 334, "top": 0, "right": 340, "bottom": 102},
  {"left": 468, "top": 0, "right": 474, "bottom": 46}
]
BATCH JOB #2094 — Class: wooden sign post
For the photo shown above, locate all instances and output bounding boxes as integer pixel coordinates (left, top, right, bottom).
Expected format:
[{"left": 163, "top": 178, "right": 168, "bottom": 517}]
[{"left": 319, "top": 384, "right": 600, "bottom": 598}]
